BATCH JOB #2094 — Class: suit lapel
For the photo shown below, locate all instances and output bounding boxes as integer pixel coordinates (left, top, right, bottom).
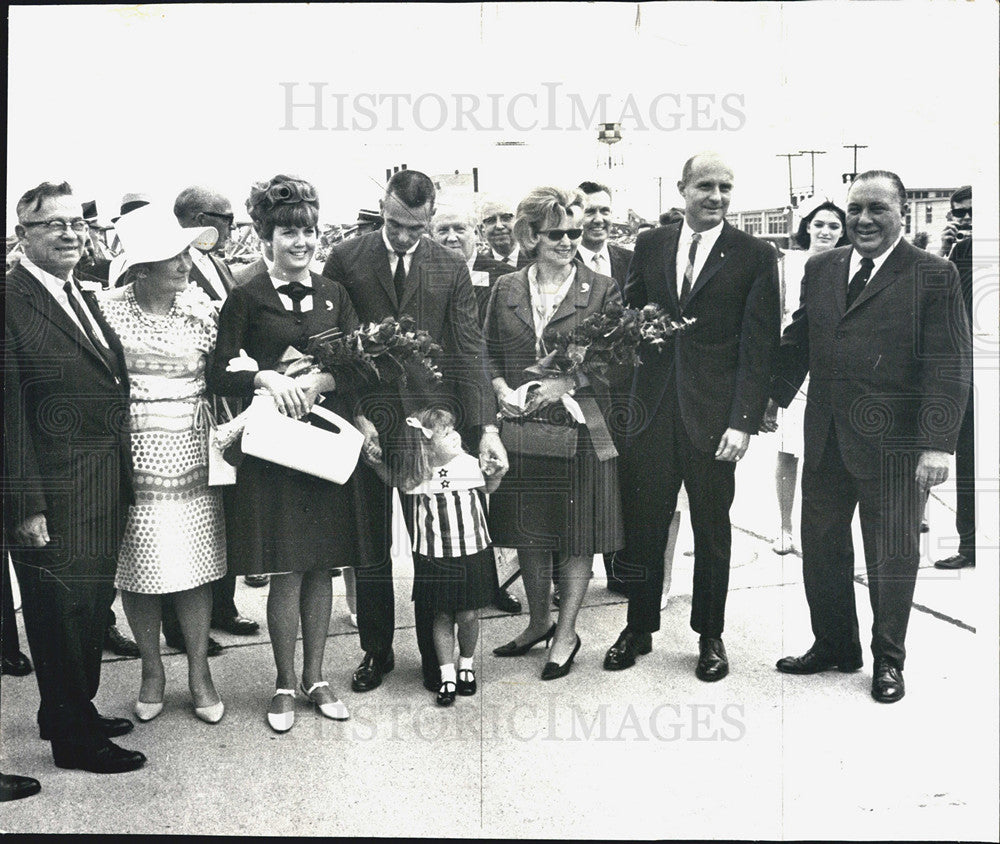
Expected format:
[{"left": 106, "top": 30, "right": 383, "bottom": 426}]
[
  {"left": 832, "top": 250, "right": 850, "bottom": 317},
  {"left": 685, "top": 224, "right": 730, "bottom": 308},
  {"left": 188, "top": 262, "right": 220, "bottom": 301},
  {"left": 8, "top": 266, "right": 115, "bottom": 374},
  {"left": 210, "top": 253, "right": 235, "bottom": 295},
  {"left": 848, "top": 240, "right": 908, "bottom": 312},
  {"left": 547, "top": 264, "right": 595, "bottom": 330},
  {"left": 371, "top": 235, "right": 398, "bottom": 311},
  {"left": 504, "top": 269, "right": 535, "bottom": 333},
  {"left": 398, "top": 239, "right": 425, "bottom": 315},
  {"left": 660, "top": 225, "right": 681, "bottom": 313}
]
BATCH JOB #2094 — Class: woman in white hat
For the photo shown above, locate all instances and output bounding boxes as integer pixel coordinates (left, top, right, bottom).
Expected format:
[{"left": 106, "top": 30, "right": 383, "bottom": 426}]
[{"left": 97, "top": 205, "right": 227, "bottom": 724}]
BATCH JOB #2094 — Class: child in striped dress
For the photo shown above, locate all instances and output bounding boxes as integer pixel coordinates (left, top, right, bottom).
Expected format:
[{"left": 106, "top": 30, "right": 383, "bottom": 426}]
[{"left": 401, "top": 408, "right": 503, "bottom": 706}]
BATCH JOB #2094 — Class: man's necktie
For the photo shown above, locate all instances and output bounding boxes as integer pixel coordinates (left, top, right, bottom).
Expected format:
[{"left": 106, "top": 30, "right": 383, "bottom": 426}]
[
  {"left": 592, "top": 253, "right": 604, "bottom": 274},
  {"left": 846, "top": 257, "right": 875, "bottom": 309},
  {"left": 680, "top": 232, "right": 701, "bottom": 306},
  {"left": 275, "top": 281, "right": 311, "bottom": 314},
  {"left": 393, "top": 251, "right": 407, "bottom": 302},
  {"left": 63, "top": 281, "right": 116, "bottom": 372}
]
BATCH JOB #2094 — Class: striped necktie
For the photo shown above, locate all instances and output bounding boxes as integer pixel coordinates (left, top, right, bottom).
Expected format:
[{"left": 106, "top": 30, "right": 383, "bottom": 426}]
[{"left": 680, "top": 232, "right": 701, "bottom": 306}]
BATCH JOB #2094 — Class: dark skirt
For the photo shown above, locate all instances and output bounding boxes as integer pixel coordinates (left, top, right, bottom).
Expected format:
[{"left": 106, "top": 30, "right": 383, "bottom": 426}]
[
  {"left": 488, "top": 424, "right": 623, "bottom": 558},
  {"left": 411, "top": 549, "right": 498, "bottom": 614},
  {"left": 224, "top": 456, "right": 364, "bottom": 575}
]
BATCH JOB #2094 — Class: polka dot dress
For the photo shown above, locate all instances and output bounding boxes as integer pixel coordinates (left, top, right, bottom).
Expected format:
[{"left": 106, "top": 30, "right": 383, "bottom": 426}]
[{"left": 99, "top": 285, "right": 227, "bottom": 594}]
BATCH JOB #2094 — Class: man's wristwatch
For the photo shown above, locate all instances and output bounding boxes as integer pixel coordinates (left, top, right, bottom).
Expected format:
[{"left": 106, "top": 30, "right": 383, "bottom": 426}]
[{"left": 481, "top": 424, "right": 500, "bottom": 435}]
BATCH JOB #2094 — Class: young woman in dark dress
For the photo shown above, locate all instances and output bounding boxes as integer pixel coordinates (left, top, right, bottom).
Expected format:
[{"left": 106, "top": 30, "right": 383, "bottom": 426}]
[{"left": 209, "top": 175, "right": 366, "bottom": 731}]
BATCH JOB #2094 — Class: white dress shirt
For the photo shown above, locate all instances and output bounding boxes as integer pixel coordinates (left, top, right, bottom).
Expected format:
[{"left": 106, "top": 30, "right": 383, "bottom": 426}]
[
  {"left": 576, "top": 242, "right": 611, "bottom": 276},
  {"left": 269, "top": 272, "right": 314, "bottom": 312},
  {"left": 190, "top": 247, "right": 228, "bottom": 300},
  {"left": 382, "top": 227, "right": 419, "bottom": 278},
  {"left": 19, "top": 256, "right": 110, "bottom": 347},
  {"left": 492, "top": 244, "right": 520, "bottom": 268},
  {"left": 848, "top": 233, "right": 903, "bottom": 286},
  {"left": 675, "top": 219, "right": 724, "bottom": 298}
]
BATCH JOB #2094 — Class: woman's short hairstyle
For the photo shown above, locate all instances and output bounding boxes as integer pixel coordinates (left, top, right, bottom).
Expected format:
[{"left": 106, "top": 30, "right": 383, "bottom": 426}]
[
  {"left": 246, "top": 174, "right": 319, "bottom": 241},
  {"left": 794, "top": 201, "right": 849, "bottom": 250},
  {"left": 512, "top": 186, "right": 584, "bottom": 255}
]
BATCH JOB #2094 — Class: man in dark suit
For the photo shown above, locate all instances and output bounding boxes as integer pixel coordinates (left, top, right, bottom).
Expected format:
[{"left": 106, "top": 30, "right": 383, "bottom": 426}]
[
  {"left": 771, "top": 170, "right": 971, "bottom": 703},
  {"left": 479, "top": 199, "right": 531, "bottom": 269},
  {"left": 604, "top": 153, "right": 780, "bottom": 681},
  {"left": 4, "top": 181, "right": 146, "bottom": 773},
  {"left": 934, "top": 185, "right": 975, "bottom": 571},
  {"left": 574, "top": 180, "right": 633, "bottom": 293},
  {"left": 160, "top": 187, "right": 260, "bottom": 651},
  {"left": 323, "top": 170, "right": 507, "bottom": 693}
]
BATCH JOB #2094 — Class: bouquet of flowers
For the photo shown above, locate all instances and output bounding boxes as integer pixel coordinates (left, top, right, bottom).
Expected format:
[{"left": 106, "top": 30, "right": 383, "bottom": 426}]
[
  {"left": 526, "top": 301, "right": 695, "bottom": 384},
  {"left": 307, "top": 315, "right": 444, "bottom": 395}
]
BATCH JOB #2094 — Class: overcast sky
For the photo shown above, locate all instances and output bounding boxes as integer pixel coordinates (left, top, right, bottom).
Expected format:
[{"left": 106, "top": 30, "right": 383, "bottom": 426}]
[{"left": 7, "top": 2, "right": 999, "bottom": 228}]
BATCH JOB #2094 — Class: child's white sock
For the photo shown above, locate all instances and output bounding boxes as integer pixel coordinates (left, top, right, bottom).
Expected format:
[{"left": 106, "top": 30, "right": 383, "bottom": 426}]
[
  {"left": 458, "top": 655, "right": 475, "bottom": 672},
  {"left": 439, "top": 663, "right": 456, "bottom": 684}
]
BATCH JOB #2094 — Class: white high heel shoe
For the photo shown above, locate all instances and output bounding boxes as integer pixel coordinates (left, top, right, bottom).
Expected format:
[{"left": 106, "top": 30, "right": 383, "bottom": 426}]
[
  {"left": 134, "top": 700, "right": 164, "bottom": 722},
  {"left": 300, "top": 680, "right": 349, "bottom": 721},
  {"left": 267, "top": 688, "right": 296, "bottom": 732},
  {"left": 194, "top": 700, "right": 225, "bottom": 724}
]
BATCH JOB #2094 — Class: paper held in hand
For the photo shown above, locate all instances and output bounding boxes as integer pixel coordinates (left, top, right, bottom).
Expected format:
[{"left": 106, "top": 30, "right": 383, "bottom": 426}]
[{"left": 240, "top": 394, "right": 365, "bottom": 484}]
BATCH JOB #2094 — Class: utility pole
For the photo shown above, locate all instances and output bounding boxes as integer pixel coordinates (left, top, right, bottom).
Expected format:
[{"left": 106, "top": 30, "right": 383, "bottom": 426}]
[
  {"left": 798, "top": 149, "right": 826, "bottom": 196},
  {"left": 776, "top": 152, "right": 803, "bottom": 207},
  {"left": 842, "top": 144, "right": 867, "bottom": 184}
]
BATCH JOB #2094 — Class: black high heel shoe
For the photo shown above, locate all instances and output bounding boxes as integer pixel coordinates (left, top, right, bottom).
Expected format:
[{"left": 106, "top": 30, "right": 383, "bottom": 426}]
[
  {"left": 541, "top": 635, "right": 581, "bottom": 681},
  {"left": 493, "top": 623, "right": 556, "bottom": 657}
]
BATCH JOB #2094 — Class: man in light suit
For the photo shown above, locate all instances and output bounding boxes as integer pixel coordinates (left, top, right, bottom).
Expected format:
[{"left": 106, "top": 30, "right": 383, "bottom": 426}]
[
  {"left": 160, "top": 187, "right": 260, "bottom": 651},
  {"left": 604, "top": 153, "right": 780, "bottom": 681},
  {"left": 770, "top": 170, "right": 970, "bottom": 703},
  {"left": 323, "top": 170, "right": 508, "bottom": 693},
  {"left": 4, "top": 181, "right": 145, "bottom": 773}
]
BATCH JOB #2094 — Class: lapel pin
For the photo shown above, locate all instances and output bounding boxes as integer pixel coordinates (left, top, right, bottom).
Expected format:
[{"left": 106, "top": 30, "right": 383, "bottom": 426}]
[
  {"left": 580, "top": 282, "right": 590, "bottom": 292},
  {"left": 325, "top": 300, "right": 333, "bottom": 310}
]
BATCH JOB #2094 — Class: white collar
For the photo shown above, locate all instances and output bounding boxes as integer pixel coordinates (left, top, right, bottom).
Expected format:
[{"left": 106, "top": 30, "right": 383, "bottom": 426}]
[
  {"left": 680, "top": 218, "right": 724, "bottom": 251},
  {"left": 576, "top": 242, "right": 611, "bottom": 267},
  {"left": 382, "top": 227, "right": 420, "bottom": 257},
  {"left": 18, "top": 255, "right": 73, "bottom": 289},
  {"left": 492, "top": 244, "right": 519, "bottom": 264},
  {"left": 850, "top": 233, "right": 903, "bottom": 280}
]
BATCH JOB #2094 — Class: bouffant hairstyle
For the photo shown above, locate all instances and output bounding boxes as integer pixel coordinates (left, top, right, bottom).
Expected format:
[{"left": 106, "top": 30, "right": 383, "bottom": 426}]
[
  {"left": 794, "top": 201, "right": 849, "bottom": 250},
  {"left": 512, "top": 186, "right": 584, "bottom": 256},
  {"left": 246, "top": 175, "right": 319, "bottom": 241}
]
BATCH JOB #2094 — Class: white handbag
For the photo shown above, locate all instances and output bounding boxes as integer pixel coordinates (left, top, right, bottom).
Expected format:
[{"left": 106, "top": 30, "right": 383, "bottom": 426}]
[
  {"left": 240, "top": 394, "right": 365, "bottom": 484},
  {"left": 207, "top": 397, "right": 237, "bottom": 487}
]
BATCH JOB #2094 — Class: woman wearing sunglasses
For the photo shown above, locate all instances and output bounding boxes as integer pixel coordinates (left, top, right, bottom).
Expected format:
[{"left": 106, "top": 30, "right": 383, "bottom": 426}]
[{"left": 483, "top": 186, "right": 625, "bottom": 681}]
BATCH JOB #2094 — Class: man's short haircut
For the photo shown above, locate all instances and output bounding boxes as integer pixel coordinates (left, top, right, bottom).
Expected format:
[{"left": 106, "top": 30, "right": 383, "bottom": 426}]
[
  {"left": 853, "top": 170, "right": 907, "bottom": 210},
  {"left": 679, "top": 153, "right": 730, "bottom": 187},
  {"left": 578, "top": 180, "right": 612, "bottom": 197},
  {"left": 950, "top": 185, "right": 972, "bottom": 206},
  {"left": 16, "top": 181, "right": 73, "bottom": 220},
  {"left": 386, "top": 170, "right": 436, "bottom": 210},
  {"left": 174, "top": 185, "right": 227, "bottom": 222}
]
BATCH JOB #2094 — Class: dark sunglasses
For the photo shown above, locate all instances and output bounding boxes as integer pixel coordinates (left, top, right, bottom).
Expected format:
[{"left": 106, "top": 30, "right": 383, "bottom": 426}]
[
  {"left": 951, "top": 207, "right": 972, "bottom": 219},
  {"left": 538, "top": 228, "right": 583, "bottom": 242}
]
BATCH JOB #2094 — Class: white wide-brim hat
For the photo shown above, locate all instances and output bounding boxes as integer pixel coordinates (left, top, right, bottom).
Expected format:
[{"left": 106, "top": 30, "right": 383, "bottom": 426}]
[{"left": 114, "top": 204, "right": 218, "bottom": 279}]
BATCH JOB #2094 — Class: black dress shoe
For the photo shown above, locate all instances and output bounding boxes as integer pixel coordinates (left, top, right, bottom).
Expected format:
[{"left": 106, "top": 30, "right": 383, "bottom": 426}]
[
  {"left": 0, "top": 773, "right": 41, "bottom": 802},
  {"left": 541, "top": 635, "right": 581, "bottom": 681},
  {"left": 492, "top": 588, "right": 522, "bottom": 614},
  {"left": 1, "top": 651, "right": 33, "bottom": 676},
  {"left": 934, "top": 553, "right": 975, "bottom": 570},
  {"left": 165, "top": 633, "right": 224, "bottom": 656},
  {"left": 776, "top": 648, "right": 863, "bottom": 674},
  {"left": 492, "top": 623, "right": 555, "bottom": 657},
  {"left": 103, "top": 625, "right": 140, "bottom": 658},
  {"left": 51, "top": 740, "right": 147, "bottom": 774},
  {"left": 695, "top": 636, "right": 729, "bottom": 682},
  {"left": 351, "top": 650, "right": 395, "bottom": 692},
  {"left": 212, "top": 614, "right": 260, "bottom": 636},
  {"left": 456, "top": 668, "right": 477, "bottom": 696},
  {"left": 603, "top": 628, "right": 652, "bottom": 671},
  {"left": 436, "top": 680, "right": 457, "bottom": 707},
  {"left": 97, "top": 716, "right": 134, "bottom": 738},
  {"left": 871, "top": 658, "right": 905, "bottom": 703},
  {"left": 243, "top": 574, "right": 270, "bottom": 587}
]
